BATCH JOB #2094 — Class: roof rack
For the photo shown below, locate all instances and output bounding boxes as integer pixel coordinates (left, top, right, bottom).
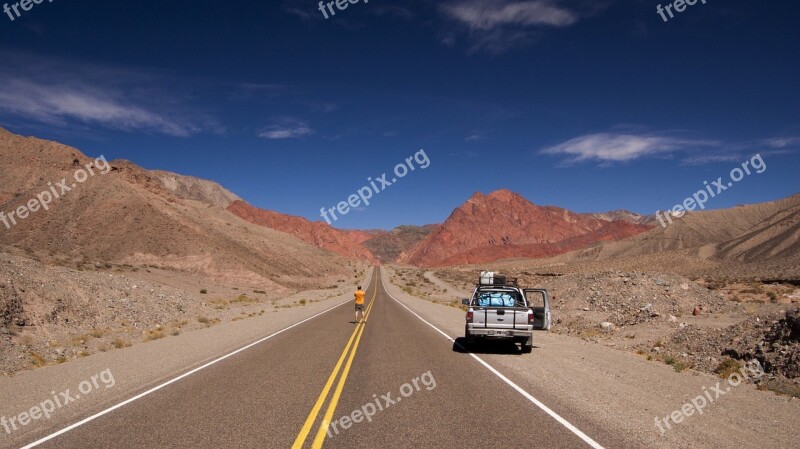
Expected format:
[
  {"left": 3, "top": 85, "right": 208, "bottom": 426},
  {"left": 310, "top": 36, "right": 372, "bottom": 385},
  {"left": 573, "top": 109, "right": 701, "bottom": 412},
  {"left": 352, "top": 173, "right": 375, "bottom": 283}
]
[{"left": 477, "top": 273, "right": 518, "bottom": 287}]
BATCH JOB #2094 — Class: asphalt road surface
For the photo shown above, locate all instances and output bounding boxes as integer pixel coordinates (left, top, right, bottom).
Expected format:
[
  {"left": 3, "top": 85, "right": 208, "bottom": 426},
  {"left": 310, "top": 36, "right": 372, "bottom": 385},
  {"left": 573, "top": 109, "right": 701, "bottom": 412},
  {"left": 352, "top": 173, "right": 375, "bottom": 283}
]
[{"left": 21, "top": 268, "right": 611, "bottom": 449}]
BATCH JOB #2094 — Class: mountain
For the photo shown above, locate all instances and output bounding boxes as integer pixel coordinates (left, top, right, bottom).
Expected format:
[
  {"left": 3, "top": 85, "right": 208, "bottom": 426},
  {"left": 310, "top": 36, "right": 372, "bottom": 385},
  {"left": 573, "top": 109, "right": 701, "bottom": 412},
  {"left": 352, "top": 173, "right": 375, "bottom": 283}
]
[
  {"left": 570, "top": 193, "right": 800, "bottom": 265},
  {"left": 586, "top": 210, "right": 655, "bottom": 225},
  {"left": 715, "top": 199, "right": 800, "bottom": 263},
  {"left": 226, "top": 200, "right": 378, "bottom": 262},
  {"left": 398, "top": 189, "right": 653, "bottom": 267},
  {"left": 6, "top": 127, "right": 791, "bottom": 275},
  {"left": 345, "top": 229, "right": 388, "bottom": 245},
  {"left": 362, "top": 225, "right": 438, "bottom": 263},
  {"left": 0, "top": 128, "right": 351, "bottom": 289},
  {"left": 151, "top": 170, "right": 241, "bottom": 208}
]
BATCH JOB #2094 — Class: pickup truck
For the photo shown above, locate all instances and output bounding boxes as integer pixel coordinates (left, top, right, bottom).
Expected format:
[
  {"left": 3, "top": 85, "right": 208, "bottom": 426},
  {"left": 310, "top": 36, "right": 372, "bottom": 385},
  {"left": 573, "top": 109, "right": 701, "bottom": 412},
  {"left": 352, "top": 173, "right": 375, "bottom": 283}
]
[{"left": 461, "top": 275, "right": 551, "bottom": 353}]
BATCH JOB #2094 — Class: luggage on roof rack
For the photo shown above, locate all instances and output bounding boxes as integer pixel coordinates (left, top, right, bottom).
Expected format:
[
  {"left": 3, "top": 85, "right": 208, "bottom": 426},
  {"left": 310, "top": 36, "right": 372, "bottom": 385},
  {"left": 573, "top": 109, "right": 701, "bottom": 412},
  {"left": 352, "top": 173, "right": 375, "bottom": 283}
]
[{"left": 479, "top": 271, "right": 518, "bottom": 286}]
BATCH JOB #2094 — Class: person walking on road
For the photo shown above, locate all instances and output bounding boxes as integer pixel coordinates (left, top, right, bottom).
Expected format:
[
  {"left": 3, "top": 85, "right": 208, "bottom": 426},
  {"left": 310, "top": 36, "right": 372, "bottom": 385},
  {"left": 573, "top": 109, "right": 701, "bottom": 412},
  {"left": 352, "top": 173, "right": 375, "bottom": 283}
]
[{"left": 354, "top": 285, "right": 366, "bottom": 324}]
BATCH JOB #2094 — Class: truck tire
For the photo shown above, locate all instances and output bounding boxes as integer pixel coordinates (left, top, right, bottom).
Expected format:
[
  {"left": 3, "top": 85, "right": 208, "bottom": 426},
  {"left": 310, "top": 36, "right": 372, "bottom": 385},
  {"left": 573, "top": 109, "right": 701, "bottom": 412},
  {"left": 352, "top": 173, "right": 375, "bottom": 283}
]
[
  {"left": 521, "top": 337, "right": 532, "bottom": 353},
  {"left": 464, "top": 326, "right": 475, "bottom": 347}
]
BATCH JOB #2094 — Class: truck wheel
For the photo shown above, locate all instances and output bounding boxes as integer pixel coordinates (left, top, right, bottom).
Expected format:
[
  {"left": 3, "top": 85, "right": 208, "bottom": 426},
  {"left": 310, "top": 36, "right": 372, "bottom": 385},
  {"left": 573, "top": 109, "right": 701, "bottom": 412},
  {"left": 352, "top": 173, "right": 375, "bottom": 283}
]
[
  {"left": 521, "top": 337, "right": 533, "bottom": 353},
  {"left": 464, "top": 327, "right": 475, "bottom": 348}
]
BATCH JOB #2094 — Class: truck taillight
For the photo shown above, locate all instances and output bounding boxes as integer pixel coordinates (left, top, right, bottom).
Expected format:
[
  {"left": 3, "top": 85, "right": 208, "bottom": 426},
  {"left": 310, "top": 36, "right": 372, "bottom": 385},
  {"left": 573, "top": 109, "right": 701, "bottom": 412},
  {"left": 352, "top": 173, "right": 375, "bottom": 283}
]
[
  {"left": 527, "top": 310, "right": 534, "bottom": 324},
  {"left": 466, "top": 310, "right": 473, "bottom": 322}
]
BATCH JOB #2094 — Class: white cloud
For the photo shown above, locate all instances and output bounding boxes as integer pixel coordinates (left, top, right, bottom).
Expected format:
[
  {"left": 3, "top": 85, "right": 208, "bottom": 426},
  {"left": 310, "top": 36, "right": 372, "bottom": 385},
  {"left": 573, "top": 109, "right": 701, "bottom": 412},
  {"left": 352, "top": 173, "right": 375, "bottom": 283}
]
[
  {"left": 541, "top": 133, "right": 718, "bottom": 164},
  {"left": 0, "top": 52, "right": 221, "bottom": 136},
  {"left": 764, "top": 137, "right": 800, "bottom": 149},
  {"left": 441, "top": 0, "right": 578, "bottom": 31},
  {"left": 258, "top": 118, "right": 313, "bottom": 139},
  {"left": 439, "top": 0, "right": 587, "bottom": 53},
  {"left": 542, "top": 131, "right": 799, "bottom": 166},
  {"left": 0, "top": 79, "right": 200, "bottom": 136}
]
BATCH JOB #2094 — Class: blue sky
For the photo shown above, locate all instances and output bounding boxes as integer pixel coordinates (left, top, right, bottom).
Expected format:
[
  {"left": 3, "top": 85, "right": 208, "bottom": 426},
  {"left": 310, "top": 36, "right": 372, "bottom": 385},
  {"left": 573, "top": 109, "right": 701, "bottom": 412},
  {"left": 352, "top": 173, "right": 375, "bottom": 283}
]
[{"left": 0, "top": 0, "right": 797, "bottom": 229}]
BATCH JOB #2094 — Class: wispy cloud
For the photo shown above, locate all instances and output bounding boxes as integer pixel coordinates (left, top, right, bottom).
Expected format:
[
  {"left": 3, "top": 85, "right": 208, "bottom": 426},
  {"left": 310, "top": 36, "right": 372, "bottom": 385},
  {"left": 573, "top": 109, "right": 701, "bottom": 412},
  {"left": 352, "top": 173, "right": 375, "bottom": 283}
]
[
  {"left": 442, "top": 0, "right": 578, "bottom": 30},
  {"left": 541, "top": 131, "right": 800, "bottom": 166},
  {"left": 0, "top": 52, "right": 222, "bottom": 137},
  {"left": 0, "top": 79, "right": 201, "bottom": 137},
  {"left": 439, "top": 0, "right": 592, "bottom": 53},
  {"left": 465, "top": 132, "right": 483, "bottom": 141},
  {"left": 764, "top": 137, "right": 800, "bottom": 149},
  {"left": 541, "top": 133, "right": 717, "bottom": 164},
  {"left": 258, "top": 118, "right": 313, "bottom": 139}
]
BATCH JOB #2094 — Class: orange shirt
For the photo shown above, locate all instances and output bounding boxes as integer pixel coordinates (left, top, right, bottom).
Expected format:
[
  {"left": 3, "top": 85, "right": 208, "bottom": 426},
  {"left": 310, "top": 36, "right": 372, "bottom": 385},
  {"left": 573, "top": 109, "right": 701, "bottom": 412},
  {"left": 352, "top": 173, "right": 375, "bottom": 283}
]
[{"left": 354, "top": 290, "right": 366, "bottom": 305}]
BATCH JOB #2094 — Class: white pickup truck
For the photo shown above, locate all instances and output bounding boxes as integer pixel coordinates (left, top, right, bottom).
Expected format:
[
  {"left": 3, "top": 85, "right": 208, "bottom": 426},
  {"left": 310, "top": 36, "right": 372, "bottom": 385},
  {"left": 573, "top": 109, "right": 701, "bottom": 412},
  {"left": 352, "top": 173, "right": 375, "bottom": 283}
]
[{"left": 462, "top": 272, "right": 551, "bottom": 353}]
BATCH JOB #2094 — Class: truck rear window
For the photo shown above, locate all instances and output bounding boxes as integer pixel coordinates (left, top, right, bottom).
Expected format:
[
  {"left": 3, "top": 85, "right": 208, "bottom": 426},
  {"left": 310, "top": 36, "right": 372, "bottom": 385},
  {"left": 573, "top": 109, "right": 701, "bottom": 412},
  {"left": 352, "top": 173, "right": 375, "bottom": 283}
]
[{"left": 475, "top": 292, "right": 525, "bottom": 308}]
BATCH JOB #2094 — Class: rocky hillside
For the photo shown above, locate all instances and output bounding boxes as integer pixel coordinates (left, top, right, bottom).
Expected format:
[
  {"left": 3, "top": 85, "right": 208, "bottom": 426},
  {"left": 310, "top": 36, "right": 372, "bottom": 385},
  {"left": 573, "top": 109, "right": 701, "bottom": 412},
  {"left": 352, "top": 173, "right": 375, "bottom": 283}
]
[
  {"left": 362, "top": 225, "right": 438, "bottom": 263},
  {"left": 227, "top": 200, "right": 378, "bottom": 262},
  {"left": 564, "top": 193, "right": 800, "bottom": 269},
  {"left": 151, "top": 170, "right": 241, "bottom": 208},
  {"left": 586, "top": 209, "right": 655, "bottom": 225},
  {"left": 399, "top": 190, "right": 653, "bottom": 267},
  {"left": 344, "top": 229, "right": 389, "bottom": 245},
  {"left": 0, "top": 128, "right": 352, "bottom": 288}
]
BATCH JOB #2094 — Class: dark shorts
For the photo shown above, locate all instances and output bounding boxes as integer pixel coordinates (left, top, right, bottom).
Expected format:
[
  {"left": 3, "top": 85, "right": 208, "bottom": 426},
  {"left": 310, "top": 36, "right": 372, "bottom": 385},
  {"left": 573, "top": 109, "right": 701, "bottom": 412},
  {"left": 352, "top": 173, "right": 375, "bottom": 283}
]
[{"left": 355, "top": 303, "right": 365, "bottom": 311}]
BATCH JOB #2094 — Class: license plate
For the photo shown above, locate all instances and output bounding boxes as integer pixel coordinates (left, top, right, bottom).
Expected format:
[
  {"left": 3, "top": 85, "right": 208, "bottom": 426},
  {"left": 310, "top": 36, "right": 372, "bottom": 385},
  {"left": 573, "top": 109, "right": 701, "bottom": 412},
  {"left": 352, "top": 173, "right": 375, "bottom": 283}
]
[{"left": 491, "top": 330, "right": 508, "bottom": 336}]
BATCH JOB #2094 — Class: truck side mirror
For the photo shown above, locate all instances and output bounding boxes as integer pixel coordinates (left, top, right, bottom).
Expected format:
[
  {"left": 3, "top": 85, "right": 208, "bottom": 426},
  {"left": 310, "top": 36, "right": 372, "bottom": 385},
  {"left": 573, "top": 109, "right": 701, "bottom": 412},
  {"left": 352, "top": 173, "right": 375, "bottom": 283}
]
[{"left": 461, "top": 299, "right": 470, "bottom": 305}]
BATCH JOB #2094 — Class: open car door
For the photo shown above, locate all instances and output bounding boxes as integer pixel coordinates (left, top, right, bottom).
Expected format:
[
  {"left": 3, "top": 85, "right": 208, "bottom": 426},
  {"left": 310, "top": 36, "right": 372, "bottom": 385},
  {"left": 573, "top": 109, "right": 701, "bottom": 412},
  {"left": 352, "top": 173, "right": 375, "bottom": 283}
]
[{"left": 524, "top": 289, "right": 551, "bottom": 331}]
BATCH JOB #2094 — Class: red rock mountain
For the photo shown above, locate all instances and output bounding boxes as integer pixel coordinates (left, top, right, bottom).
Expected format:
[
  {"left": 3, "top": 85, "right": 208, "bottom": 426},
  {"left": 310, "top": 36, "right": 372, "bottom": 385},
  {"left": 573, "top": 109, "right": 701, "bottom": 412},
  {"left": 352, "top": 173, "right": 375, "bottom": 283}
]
[
  {"left": 398, "top": 190, "right": 653, "bottom": 267},
  {"left": 227, "top": 200, "right": 379, "bottom": 263}
]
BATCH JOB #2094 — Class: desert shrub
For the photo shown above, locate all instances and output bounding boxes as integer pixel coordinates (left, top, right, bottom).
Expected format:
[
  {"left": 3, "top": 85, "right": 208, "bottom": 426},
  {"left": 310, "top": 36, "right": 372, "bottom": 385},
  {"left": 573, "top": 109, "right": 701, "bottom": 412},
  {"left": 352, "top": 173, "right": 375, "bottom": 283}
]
[
  {"left": 30, "top": 352, "right": 47, "bottom": 368},
  {"left": 715, "top": 358, "right": 743, "bottom": 379},
  {"left": 665, "top": 357, "right": 690, "bottom": 373},
  {"left": 112, "top": 338, "right": 131, "bottom": 349},
  {"left": 144, "top": 329, "right": 166, "bottom": 341}
]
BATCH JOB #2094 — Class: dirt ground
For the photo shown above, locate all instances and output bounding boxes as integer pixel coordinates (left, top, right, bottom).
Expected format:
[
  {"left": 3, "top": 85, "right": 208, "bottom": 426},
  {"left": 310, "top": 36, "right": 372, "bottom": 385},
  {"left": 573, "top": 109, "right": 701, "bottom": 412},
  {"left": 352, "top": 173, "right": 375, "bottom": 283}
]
[{"left": 0, "top": 252, "right": 370, "bottom": 376}]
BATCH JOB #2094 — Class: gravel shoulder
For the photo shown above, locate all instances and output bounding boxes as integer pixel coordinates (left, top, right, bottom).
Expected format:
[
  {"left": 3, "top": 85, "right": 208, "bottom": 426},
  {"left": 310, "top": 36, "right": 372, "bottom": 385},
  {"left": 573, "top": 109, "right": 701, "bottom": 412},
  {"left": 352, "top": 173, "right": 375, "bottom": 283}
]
[
  {"left": 0, "top": 268, "right": 374, "bottom": 449},
  {"left": 382, "top": 266, "right": 800, "bottom": 449}
]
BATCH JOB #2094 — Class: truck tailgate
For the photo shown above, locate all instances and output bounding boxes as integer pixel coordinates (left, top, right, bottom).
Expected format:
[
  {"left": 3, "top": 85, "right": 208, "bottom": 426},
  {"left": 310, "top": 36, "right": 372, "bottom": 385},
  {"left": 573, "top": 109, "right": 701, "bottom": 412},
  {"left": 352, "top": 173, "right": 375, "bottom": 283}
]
[{"left": 473, "top": 308, "right": 529, "bottom": 330}]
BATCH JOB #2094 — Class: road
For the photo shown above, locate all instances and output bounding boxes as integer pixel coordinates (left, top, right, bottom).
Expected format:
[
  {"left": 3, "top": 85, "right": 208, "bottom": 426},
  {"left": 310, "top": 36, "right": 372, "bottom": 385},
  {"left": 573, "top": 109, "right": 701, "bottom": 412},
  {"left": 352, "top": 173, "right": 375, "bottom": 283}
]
[{"left": 22, "top": 268, "right": 608, "bottom": 449}]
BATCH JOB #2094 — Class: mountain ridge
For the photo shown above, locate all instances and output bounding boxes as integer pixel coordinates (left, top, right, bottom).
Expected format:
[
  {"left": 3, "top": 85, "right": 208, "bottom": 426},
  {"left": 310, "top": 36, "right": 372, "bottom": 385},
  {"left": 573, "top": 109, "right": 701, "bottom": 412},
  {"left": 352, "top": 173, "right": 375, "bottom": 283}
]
[
  {"left": 398, "top": 189, "right": 654, "bottom": 267},
  {"left": 2, "top": 128, "right": 796, "bottom": 271}
]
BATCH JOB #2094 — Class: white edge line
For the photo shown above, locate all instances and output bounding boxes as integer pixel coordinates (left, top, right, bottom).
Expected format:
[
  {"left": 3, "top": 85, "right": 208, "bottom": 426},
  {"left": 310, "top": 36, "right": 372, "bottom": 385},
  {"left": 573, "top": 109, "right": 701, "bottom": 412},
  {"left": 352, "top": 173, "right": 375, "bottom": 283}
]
[
  {"left": 379, "top": 268, "right": 605, "bottom": 449},
  {"left": 20, "top": 270, "right": 375, "bottom": 449}
]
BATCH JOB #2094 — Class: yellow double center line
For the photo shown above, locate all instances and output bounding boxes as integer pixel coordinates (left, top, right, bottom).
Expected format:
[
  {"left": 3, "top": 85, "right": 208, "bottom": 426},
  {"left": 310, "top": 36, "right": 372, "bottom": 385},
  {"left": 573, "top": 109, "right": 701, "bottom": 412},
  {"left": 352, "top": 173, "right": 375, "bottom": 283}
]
[{"left": 292, "top": 270, "right": 378, "bottom": 449}]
